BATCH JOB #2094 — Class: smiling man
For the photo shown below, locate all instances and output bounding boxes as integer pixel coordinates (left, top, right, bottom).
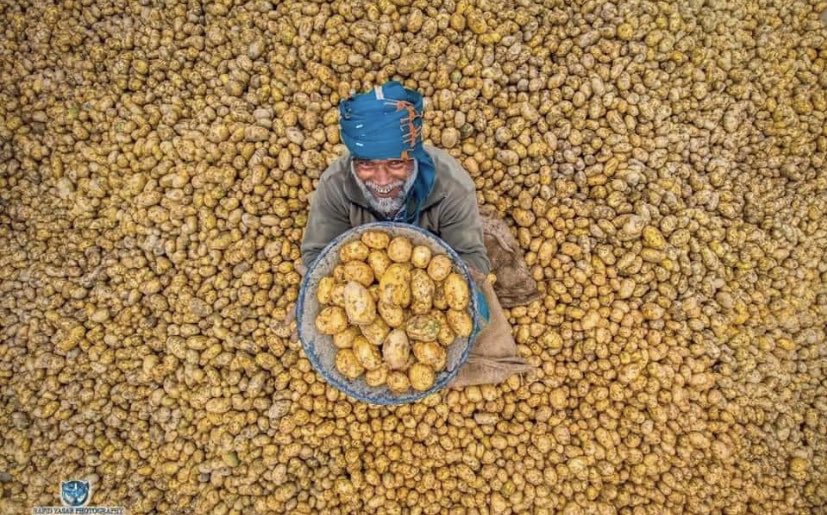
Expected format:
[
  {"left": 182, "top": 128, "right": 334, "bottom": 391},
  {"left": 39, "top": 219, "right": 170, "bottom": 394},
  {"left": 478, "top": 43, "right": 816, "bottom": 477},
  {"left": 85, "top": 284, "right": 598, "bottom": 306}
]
[
  {"left": 300, "top": 81, "right": 490, "bottom": 276},
  {"left": 299, "top": 81, "right": 533, "bottom": 387}
]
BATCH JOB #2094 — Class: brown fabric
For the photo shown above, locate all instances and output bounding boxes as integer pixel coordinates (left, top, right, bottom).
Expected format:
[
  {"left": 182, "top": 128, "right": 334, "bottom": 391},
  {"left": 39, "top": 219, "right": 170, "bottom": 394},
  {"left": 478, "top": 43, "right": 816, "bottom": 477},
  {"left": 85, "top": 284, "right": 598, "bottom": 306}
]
[
  {"left": 480, "top": 209, "right": 541, "bottom": 308},
  {"left": 449, "top": 271, "right": 535, "bottom": 388}
]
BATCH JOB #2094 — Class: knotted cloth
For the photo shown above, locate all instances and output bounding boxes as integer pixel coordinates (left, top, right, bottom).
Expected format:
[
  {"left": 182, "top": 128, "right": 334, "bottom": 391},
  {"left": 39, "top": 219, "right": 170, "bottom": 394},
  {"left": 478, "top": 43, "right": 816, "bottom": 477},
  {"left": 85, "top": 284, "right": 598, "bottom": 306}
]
[{"left": 339, "top": 81, "right": 436, "bottom": 225}]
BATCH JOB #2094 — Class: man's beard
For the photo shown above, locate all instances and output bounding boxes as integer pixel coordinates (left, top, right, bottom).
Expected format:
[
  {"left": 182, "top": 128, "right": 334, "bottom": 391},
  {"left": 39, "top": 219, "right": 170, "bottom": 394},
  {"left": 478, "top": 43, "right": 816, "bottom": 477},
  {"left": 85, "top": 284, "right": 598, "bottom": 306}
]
[{"left": 351, "top": 160, "right": 418, "bottom": 219}]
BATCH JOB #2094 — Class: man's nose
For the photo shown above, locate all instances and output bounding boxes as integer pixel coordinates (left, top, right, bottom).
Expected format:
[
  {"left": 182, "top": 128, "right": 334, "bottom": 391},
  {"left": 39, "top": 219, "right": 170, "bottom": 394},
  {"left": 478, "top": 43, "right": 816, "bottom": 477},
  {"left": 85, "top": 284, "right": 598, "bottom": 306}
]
[{"left": 372, "top": 167, "right": 391, "bottom": 185}]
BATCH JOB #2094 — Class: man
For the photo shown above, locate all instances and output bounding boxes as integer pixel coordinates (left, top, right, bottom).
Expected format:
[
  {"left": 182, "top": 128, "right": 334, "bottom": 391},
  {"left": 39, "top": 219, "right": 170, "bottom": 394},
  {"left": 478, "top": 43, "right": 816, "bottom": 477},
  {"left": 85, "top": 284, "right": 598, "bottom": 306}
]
[
  {"left": 300, "top": 81, "right": 533, "bottom": 387},
  {"left": 300, "top": 82, "right": 490, "bottom": 276}
]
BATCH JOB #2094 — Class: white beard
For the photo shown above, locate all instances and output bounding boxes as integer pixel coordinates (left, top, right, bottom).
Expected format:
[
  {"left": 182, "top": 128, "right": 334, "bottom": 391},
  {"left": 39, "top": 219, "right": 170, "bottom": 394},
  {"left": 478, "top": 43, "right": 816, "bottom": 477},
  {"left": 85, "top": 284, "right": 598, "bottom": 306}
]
[{"left": 351, "top": 160, "right": 419, "bottom": 219}]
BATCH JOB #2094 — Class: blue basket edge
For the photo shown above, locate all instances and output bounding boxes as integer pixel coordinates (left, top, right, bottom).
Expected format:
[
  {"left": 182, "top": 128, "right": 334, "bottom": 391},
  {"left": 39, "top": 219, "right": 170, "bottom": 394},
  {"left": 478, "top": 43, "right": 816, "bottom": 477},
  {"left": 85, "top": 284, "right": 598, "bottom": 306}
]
[{"left": 296, "top": 222, "right": 480, "bottom": 405}]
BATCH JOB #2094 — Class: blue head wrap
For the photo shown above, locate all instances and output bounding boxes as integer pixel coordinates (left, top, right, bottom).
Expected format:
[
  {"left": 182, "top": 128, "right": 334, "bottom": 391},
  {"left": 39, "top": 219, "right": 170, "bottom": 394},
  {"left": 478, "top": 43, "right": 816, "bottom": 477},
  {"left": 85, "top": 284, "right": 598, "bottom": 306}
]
[{"left": 339, "top": 81, "right": 436, "bottom": 225}]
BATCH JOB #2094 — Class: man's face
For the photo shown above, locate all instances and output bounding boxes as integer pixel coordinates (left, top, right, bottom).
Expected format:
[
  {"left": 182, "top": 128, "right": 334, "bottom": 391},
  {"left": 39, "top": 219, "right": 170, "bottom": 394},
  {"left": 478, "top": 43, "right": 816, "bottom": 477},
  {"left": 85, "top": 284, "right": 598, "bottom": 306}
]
[{"left": 353, "top": 158, "right": 415, "bottom": 199}]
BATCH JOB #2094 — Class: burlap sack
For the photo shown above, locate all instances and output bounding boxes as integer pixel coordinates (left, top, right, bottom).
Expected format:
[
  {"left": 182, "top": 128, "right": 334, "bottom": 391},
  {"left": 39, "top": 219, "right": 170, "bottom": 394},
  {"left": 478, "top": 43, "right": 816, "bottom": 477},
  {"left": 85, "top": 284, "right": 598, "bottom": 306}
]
[
  {"left": 480, "top": 208, "right": 542, "bottom": 308},
  {"left": 448, "top": 270, "right": 535, "bottom": 388}
]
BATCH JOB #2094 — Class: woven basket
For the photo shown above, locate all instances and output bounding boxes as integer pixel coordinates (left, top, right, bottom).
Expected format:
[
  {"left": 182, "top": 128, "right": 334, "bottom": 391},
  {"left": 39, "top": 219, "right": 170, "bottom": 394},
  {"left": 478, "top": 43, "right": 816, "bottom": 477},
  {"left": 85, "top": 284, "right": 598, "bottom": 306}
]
[{"left": 297, "top": 222, "right": 481, "bottom": 405}]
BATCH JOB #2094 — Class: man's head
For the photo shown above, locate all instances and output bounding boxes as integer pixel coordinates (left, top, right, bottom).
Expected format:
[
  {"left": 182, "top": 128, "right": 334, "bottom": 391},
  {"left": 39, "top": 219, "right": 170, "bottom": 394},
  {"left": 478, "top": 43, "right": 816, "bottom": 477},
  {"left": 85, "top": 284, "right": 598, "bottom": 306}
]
[
  {"left": 338, "top": 81, "right": 436, "bottom": 223},
  {"left": 351, "top": 157, "right": 417, "bottom": 217}
]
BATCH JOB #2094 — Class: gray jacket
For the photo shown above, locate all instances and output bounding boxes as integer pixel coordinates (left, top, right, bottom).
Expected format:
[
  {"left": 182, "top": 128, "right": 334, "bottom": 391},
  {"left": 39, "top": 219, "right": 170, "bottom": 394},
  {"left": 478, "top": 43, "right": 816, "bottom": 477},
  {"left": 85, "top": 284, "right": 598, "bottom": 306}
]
[{"left": 301, "top": 145, "right": 491, "bottom": 274}]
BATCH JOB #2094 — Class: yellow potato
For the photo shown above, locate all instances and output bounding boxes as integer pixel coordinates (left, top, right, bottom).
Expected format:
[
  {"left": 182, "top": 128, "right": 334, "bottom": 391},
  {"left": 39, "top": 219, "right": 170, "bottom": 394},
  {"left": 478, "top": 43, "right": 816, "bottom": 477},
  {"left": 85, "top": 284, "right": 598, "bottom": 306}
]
[
  {"left": 413, "top": 341, "right": 447, "bottom": 371},
  {"left": 364, "top": 365, "right": 388, "bottom": 387},
  {"left": 433, "top": 283, "right": 448, "bottom": 310},
  {"left": 379, "top": 263, "right": 411, "bottom": 307},
  {"left": 353, "top": 335, "right": 383, "bottom": 370},
  {"left": 367, "top": 250, "right": 391, "bottom": 278},
  {"left": 406, "top": 314, "right": 441, "bottom": 342},
  {"left": 317, "top": 276, "right": 335, "bottom": 305},
  {"left": 361, "top": 316, "right": 390, "bottom": 345},
  {"left": 382, "top": 329, "right": 411, "bottom": 370},
  {"left": 343, "top": 282, "right": 376, "bottom": 325},
  {"left": 332, "top": 264, "right": 347, "bottom": 282},
  {"left": 333, "top": 326, "right": 361, "bottom": 349},
  {"left": 330, "top": 283, "right": 346, "bottom": 307},
  {"left": 387, "top": 236, "right": 413, "bottom": 263},
  {"left": 343, "top": 261, "right": 374, "bottom": 287},
  {"left": 378, "top": 301, "right": 405, "bottom": 328},
  {"left": 361, "top": 230, "right": 390, "bottom": 250},
  {"left": 411, "top": 269, "right": 435, "bottom": 304},
  {"left": 339, "top": 240, "right": 370, "bottom": 262},
  {"left": 437, "top": 324, "right": 456, "bottom": 346},
  {"left": 427, "top": 254, "right": 453, "bottom": 281},
  {"left": 409, "top": 362, "right": 435, "bottom": 391},
  {"left": 335, "top": 349, "right": 364, "bottom": 379},
  {"left": 387, "top": 371, "right": 410, "bottom": 393},
  {"left": 411, "top": 245, "right": 432, "bottom": 268},
  {"left": 447, "top": 309, "right": 473, "bottom": 337},
  {"left": 315, "top": 306, "right": 348, "bottom": 335},
  {"left": 444, "top": 273, "right": 470, "bottom": 310}
]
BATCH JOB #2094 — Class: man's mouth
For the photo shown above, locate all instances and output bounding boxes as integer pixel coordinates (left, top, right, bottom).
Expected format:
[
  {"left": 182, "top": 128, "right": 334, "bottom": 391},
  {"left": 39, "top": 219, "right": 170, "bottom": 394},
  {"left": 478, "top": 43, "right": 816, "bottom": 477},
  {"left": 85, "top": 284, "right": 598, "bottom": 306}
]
[{"left": 367, "top": 181, "right": 403, "bottom": 197}]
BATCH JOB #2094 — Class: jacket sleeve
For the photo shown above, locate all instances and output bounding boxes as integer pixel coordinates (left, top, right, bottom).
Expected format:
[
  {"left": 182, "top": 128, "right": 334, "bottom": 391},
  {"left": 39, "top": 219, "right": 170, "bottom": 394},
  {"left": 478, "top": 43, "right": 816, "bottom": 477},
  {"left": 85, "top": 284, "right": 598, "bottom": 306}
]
[
  {"left": 437, "top": 171, "right": 491, "bottom": 275},
  {"left": 301, "top": 176, "right": 352, "bottom": 270}
]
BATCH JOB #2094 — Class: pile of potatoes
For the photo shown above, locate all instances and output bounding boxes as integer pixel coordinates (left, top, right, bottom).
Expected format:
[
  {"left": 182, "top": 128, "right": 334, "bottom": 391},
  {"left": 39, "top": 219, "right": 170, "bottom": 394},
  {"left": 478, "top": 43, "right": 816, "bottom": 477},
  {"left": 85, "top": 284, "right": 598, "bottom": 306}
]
[
  {"left": 1, "top": 0, "right": 826, "bottom": 513},
  {"left": 313, "top": 230, "right": 473, "bottom": 393}
]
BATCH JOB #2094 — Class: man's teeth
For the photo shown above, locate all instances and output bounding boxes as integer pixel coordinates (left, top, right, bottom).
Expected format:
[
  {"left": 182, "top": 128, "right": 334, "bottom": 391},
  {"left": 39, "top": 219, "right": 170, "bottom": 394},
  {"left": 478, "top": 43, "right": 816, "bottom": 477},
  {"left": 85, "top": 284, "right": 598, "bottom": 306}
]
[{"left": 368, "top": 183, "right": 401, "bottom": 194}]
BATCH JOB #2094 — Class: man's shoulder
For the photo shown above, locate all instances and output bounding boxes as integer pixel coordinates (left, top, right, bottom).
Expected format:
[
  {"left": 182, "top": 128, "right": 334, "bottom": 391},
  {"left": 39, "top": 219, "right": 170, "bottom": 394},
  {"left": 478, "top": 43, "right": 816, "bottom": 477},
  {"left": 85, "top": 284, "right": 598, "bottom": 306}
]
[{"left": 425, "top": 144, "right": 476, "bottom": 195}]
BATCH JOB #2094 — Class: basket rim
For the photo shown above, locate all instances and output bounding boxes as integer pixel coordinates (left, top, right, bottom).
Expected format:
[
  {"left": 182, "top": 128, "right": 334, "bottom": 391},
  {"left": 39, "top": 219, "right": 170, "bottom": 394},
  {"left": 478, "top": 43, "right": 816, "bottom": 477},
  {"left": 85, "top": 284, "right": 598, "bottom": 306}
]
[{"left": 297, "top": 221, "right": 480, "bottom": 405}]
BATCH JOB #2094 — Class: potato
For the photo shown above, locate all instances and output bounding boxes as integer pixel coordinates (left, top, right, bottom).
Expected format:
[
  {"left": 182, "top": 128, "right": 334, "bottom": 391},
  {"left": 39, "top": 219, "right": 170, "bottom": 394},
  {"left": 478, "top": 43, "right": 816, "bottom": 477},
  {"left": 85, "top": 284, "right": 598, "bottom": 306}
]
[
  {"left": 413, "top": 341, "right": 447, "bottom": 371},
  {"left": 378, "top": 301, "right": 405, "bottom": 328},
  {"left": 333, "top": 326, "right": 361, "bottom": 349},
  {"left": 411, "top": 269, "right": 435, "bottom": 304},
  {"left": 335, "top": 349, "right": 364, "bottom": 379},
  {"left": 387, "top": 236, "right": 413, "bottom": 262},
  {"left": 361, "top": 230, "right": 390, "bottom": 250},
  {"left": 437, "top": 324, "right": 456, "bottom": 346},
  {"left": 316, "top": 306, "right": 348, "bottom": 335},
  {"left": 367, "top": 250, "right": 391, "bottom": 278},
  {"left": 386, "top": 371, "right": 410, "bottom": 393},
  {"left": 343, "top": 282, "right": 376, "bottom": 325},
  {"left": 444, "top": 273, "right": 470, "bottom": 310},
  {"left": 317, "top": 276, "right": 335, "bottom": 305},
  {"left": 360, "top": 317, "right": 390, "bottom": 345},
  {"left": 427, "top": 254, "right": 453, "bottom": 281},
  {"left": 364, "top": 365, "right": 388, "bottom": 387},
  {"left": 409, "top": 362, "right": 435, "bottom": 391},
  {"left": 411, "top": 245, "right": 432, "bottom": 268},
  {"left": 379, "top": 263, "right": 411, "bottom": 307},
  {"left": 433, "top": 283, "right": 448, "bottom": 310},
  {"left": 330, "top": 283, "right": 346, "bottom": 307},
  {"left": 353, "top": 335, "right": 383, "bottom": 370},
  {"left": 343, "top": 261, "right": 374, "bottom": 287},
  {"left": 332, "top": 264, "right": 347, "bottom": 282},
  {"left": 447, "top": 309, "right": 473, "bottom": 337},
  {"left": 382, "top": 329, "right": 411, "bottom": 370},
  {"left": 339, "top": 240, "right": 370, "bottom": 262},
  {"left": 406, "top": 314, "right": 441, "bottom": 342}
]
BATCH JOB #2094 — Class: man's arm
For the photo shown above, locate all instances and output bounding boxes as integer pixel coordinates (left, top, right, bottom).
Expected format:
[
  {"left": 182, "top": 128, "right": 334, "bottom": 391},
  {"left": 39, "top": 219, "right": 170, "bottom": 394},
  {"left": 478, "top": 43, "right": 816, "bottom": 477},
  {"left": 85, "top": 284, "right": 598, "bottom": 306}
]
[
  {"left": 300, "top": 176, "right": 352, "bottom": 271},
  {"left": 437, "top": 182, "right": 491, "bottom": 275}
]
